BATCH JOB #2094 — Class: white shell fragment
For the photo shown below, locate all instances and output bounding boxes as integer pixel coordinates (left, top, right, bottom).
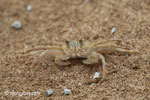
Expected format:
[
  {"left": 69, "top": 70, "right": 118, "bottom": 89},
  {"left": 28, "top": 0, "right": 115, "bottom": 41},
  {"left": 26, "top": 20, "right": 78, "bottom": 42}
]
[
  {"left": 63, "top": 89, "right": 72, "bottom": 95},
  {"left": 11, "top": 21, "right": 22, "bottom": 29},
  {"left": 46, "top": 89, "right": 53, "bottom": 96},
  {"left": 93, "top": 72, "right": 100, "bottom": 79},
  {"left": 111, "top": 27, "right": 117, "bottom": 34},
  {"left": 26, "top": 5, "right": 32, "bottom": 11},
  {"left": 84, "top": 0, "right": 89, "bottom": 3}
]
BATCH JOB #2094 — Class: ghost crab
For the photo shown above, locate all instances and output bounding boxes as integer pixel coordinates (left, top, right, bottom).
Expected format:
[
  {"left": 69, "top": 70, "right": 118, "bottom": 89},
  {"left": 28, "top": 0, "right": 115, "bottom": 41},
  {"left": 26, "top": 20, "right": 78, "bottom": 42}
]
[{"left": 21, "top": 39, "right": 138, "bottom": 77}]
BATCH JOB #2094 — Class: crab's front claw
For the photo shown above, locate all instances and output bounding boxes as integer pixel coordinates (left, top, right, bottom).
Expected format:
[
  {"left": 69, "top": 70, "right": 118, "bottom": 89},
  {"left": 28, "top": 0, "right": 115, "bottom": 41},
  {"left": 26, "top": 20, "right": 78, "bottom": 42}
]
[{"left": 55, "top": 55, "right": 71, "bottom": 66}]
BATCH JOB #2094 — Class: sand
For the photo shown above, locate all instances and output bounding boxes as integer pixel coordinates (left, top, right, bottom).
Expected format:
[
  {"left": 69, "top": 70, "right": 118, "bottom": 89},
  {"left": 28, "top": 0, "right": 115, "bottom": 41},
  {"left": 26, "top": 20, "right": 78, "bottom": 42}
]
[{"left": 0, "top": 0, "right": 150, "bottom": 100}]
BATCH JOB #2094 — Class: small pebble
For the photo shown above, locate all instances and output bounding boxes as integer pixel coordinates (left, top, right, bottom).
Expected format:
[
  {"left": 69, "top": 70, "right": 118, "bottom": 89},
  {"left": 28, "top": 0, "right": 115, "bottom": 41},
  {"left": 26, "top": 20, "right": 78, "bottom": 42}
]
[
  {"left": 26, "top": 5, "right": 32, "bottom": 11},
  {"left": 46, "top": 89, "right": 53, "bottom": 96},
  {"left": 11, "top": 21, "right": 22, "bottom": 29},
  {"left": 63, "top": 89, "right": 72, "bottom": 95},
  {"left": 84, "top": 0, "right": 89, "bottom": 2},
  {"left": 111, "top": 27, "right": 117, "bottom": 34},
  {"left": 93, "top": 72, "right": 100, "bottom": 79}
]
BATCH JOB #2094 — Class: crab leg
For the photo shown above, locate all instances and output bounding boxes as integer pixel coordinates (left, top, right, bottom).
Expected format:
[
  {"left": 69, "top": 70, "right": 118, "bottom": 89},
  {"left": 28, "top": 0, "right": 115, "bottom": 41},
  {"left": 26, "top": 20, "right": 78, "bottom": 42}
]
[
  {"left": 29, "top": 51, "right": 48, "bottom": 76},
  {"left": 83, "top": 52, "right": 108, "bottom": 77},
  {"left": 98, "top": 53, "right": 108, "bottom": 77},
  {"left": 96, "top": 45, "right": 128, "bottom": 49},
  {"left": 23, "top": 46, "right": 62, "bottom": 54},
  {"left": 45, "top": 41, "right": 63, "bottom": 46},
  {"left": 94, "top": 40, "right": 121, "bottom": 45},
  {"left": 108, "top": 48, "right": 138, "bottom": 54},
  {"left": 20, "top": 51, "right": 43, "bottom": 58},
  {"left": 96, "top": 45, "right": 138, "bottom": 54},
  {"left": 55, "top": 55, "right": 71, "bottom": 66}
]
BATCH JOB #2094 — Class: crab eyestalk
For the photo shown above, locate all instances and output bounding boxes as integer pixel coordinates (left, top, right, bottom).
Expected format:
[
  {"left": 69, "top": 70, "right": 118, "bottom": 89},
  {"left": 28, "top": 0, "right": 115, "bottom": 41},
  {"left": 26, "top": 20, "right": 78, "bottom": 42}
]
[
  {"left": 79, "top": 39, "right": 84, "bottom": 47},
  {"left": 65, "top": 40, "right": 70, "bottom": 48}
]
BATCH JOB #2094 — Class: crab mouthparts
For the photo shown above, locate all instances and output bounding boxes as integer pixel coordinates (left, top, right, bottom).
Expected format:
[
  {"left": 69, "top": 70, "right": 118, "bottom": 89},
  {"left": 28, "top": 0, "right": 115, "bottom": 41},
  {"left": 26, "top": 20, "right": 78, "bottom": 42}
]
[{"left": 71, "top": 50, "right": 81, "bottom": 57}]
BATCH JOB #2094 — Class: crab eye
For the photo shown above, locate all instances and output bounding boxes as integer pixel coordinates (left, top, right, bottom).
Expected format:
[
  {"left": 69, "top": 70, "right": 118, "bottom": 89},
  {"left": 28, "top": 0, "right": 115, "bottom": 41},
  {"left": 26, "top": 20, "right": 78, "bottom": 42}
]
[
  {"left": 66, "top": 40, "right": 70, "bottom": 48},
  {"left": 79, "top": 39, "right": 83, "bottom": 47}
]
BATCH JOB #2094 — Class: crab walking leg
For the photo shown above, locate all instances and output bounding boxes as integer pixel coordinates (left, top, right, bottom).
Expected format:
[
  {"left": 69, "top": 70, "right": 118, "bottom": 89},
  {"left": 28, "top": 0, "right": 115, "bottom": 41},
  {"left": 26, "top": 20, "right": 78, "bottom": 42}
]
[
  {"left": 83, "top": 52, "right": 108, "bottom": 77},
  {"left": 46, "top": 41, "right": 63, "bottom": 46},
  {"left": 98, "top": 53, "right": 108, "bottom": 77},
  {"left": 23, "top": 46, "right": 62, "bottom": 54},
  {"left": 96, "top": 46, "right": 139, "bottom": 54},
  {"left": 29, "top": 51, "right": 47, "bottom": 76},
  {"left": 94, "top": 40, "right": 121, "bottom": 45},
  {"left": 24, "top": 51, "right": 42, "bottom": 64},
  {"left": 96, "top": 44, "right": 125, "bottom": 49},
  {"left": 112, "top": 48, "right": 139, "bottom": 54},
  {"left": 55, "top": 55, "right": 71, "bottom": 66},
  {"left": 20, "top": 51, "right": 43, "bottom": 58}
]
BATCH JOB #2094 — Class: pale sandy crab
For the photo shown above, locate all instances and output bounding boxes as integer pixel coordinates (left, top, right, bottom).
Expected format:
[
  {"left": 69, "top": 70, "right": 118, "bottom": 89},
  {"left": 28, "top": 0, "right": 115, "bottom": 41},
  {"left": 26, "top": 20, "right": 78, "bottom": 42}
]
[{"left": 20, "top": 39, "right": 138, "bottom": 77}]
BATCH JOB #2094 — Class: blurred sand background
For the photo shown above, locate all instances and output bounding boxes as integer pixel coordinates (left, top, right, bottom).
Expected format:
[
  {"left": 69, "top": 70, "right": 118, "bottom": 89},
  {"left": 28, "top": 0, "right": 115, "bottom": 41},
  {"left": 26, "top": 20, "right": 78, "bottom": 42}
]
[{"left": 0, "top": 0, "right": 150, "bottom": 100}]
